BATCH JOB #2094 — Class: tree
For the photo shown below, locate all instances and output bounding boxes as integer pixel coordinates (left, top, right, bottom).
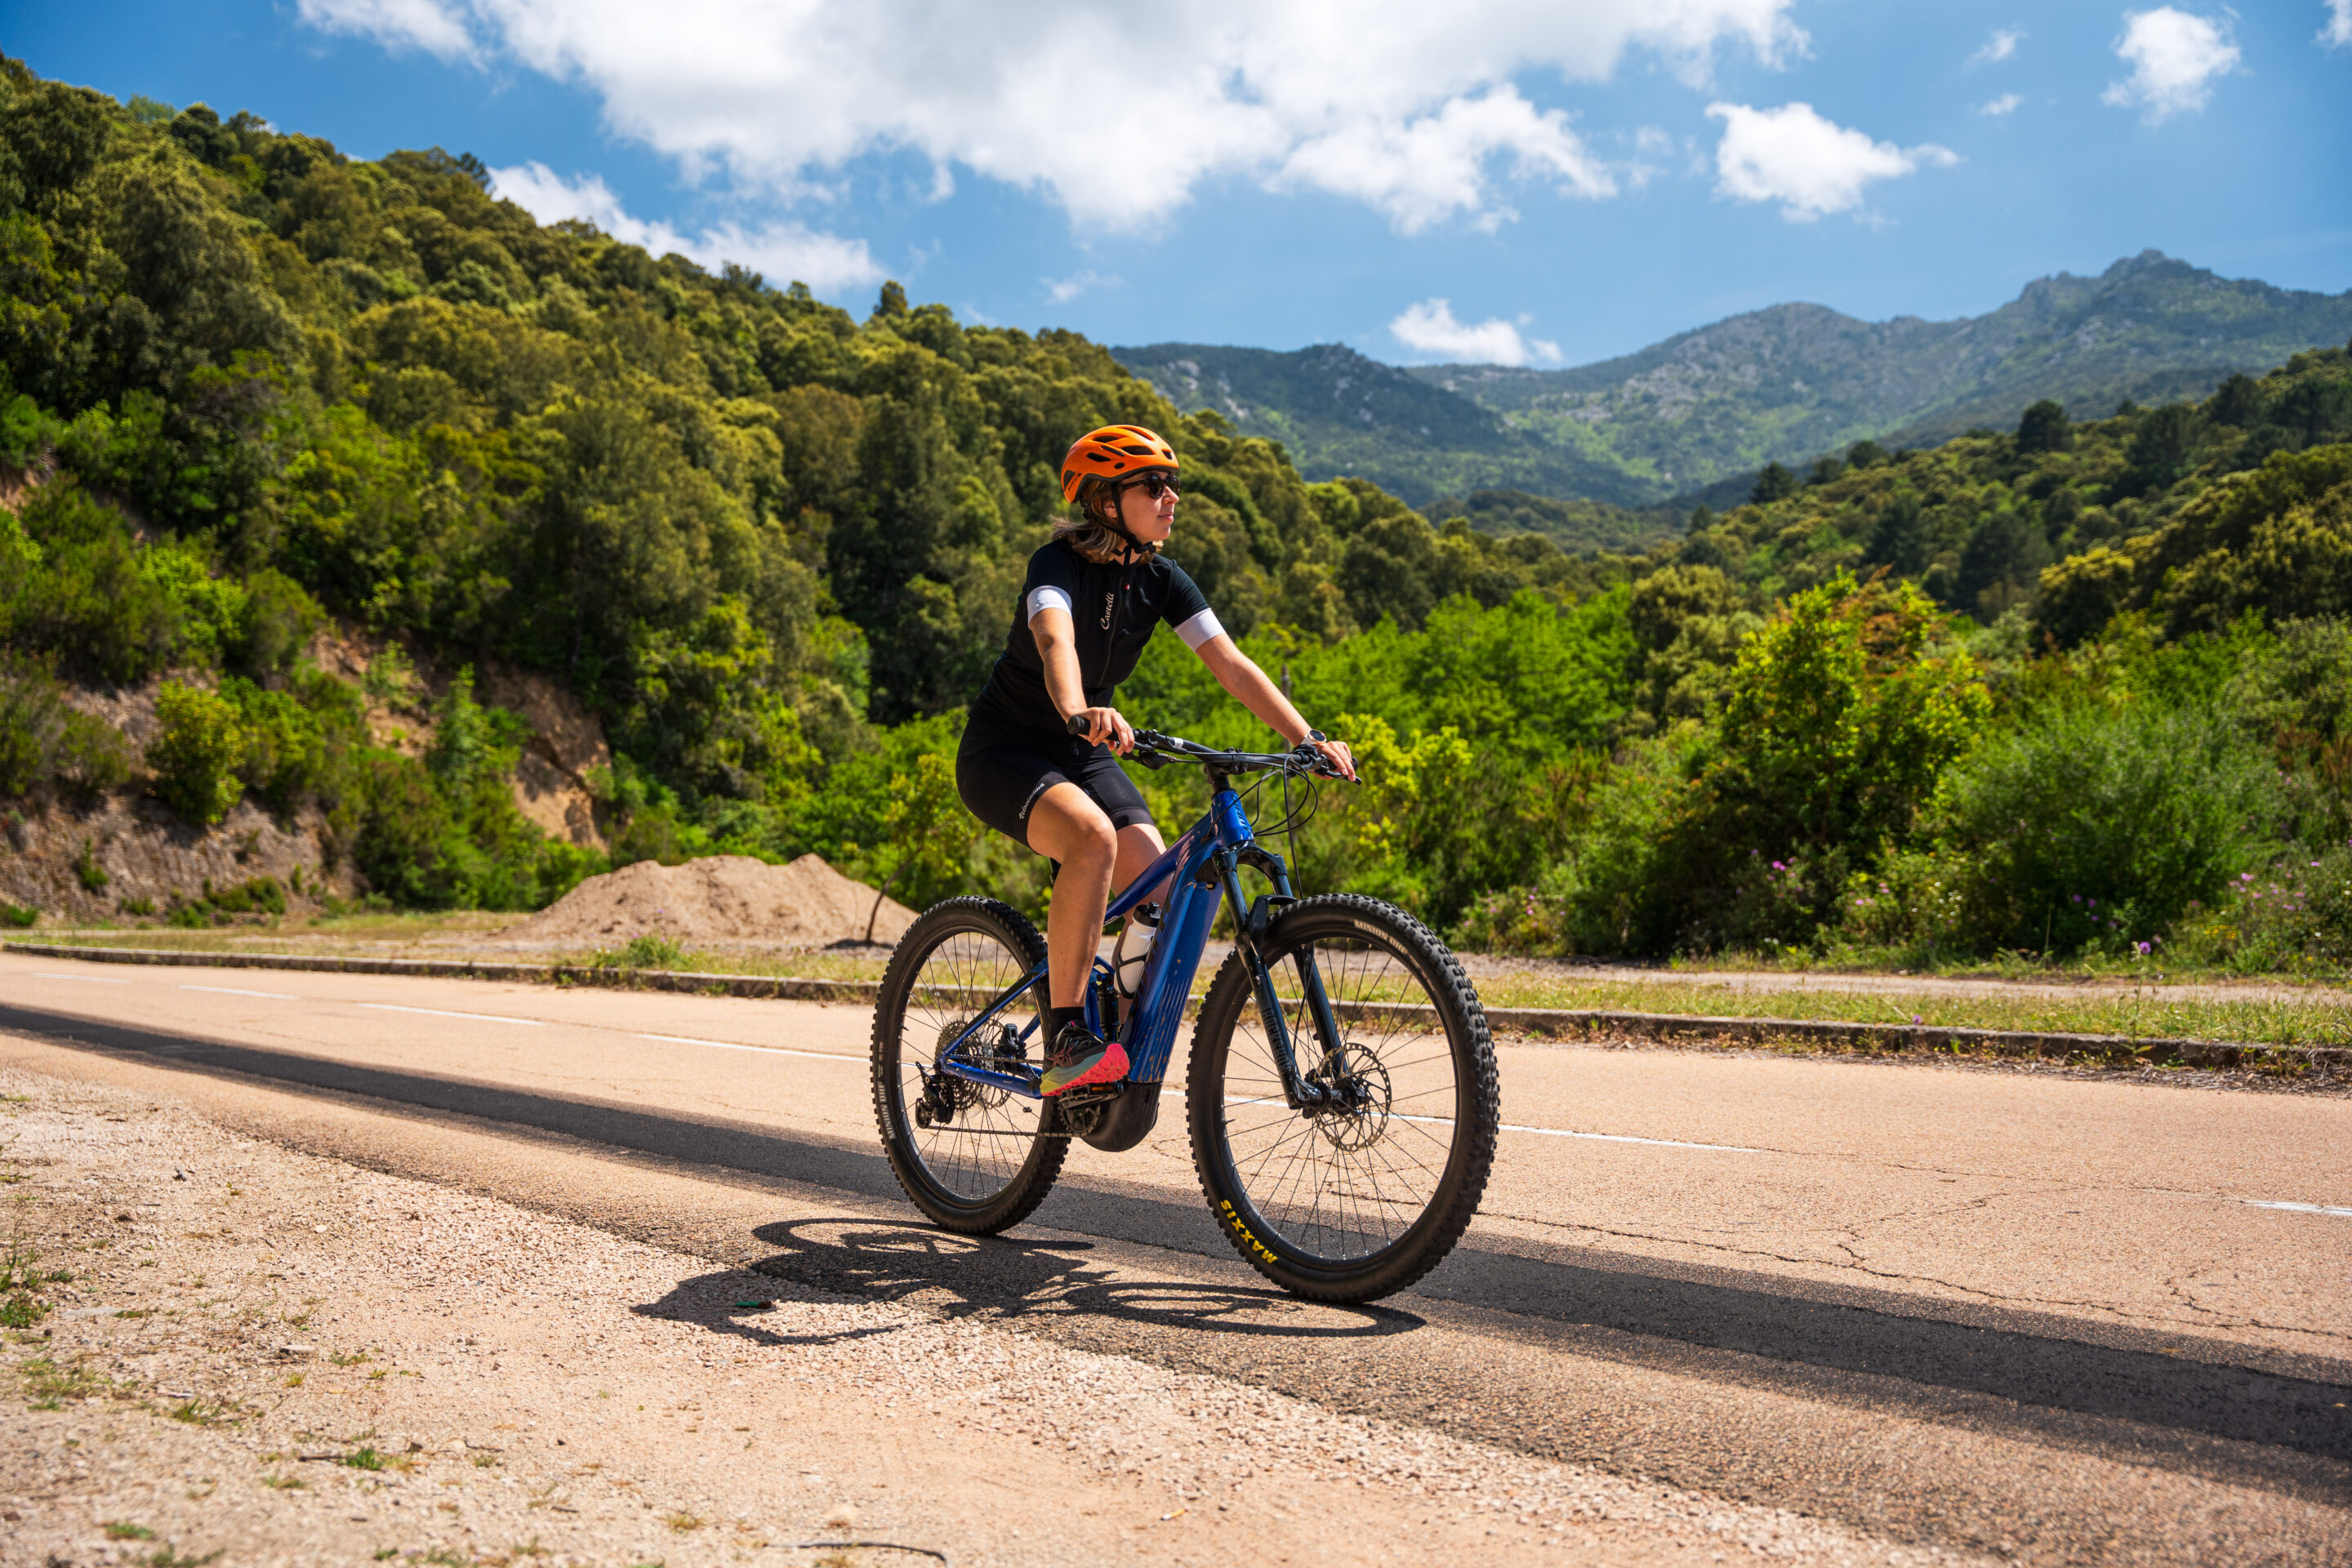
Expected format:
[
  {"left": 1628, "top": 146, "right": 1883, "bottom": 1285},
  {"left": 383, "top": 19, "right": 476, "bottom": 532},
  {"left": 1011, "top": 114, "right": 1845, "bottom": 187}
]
[
  {"left": 1864, "top": 496, "right": 1930, "bottom": 578},
  {"left": 2016, "top": 399, "right": 2071, "bottom": 454},
  {"left": 1749, "top": 462, "right": 1799, "bottom": 506}
]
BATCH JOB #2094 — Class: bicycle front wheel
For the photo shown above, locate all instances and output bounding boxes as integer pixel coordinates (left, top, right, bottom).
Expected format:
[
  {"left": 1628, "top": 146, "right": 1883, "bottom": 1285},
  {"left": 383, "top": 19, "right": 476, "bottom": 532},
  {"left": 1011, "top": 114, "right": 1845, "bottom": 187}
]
[
  {"left": 1187, "top": 894, "right": 1499, "bottom": 1303},
  {"left": 871, "top": 897, "right": 1067, "bottom": 1234}
]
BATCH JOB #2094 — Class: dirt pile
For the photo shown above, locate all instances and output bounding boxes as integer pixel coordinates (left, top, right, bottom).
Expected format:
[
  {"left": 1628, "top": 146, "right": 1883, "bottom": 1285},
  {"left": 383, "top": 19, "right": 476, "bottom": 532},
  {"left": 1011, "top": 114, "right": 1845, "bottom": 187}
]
[{"left": 492, "top": 853, "right": 917, "bottom": 951}]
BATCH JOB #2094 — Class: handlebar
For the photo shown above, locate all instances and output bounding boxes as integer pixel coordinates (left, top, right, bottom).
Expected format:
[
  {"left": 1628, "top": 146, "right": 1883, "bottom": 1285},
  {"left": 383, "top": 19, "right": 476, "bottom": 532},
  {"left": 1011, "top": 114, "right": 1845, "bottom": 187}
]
[
  {"left": 1132, "top": 727, "right": 1349, "bottom": 780},
  {"left": 1065, "top": 715, "right": 1348, "bottom": 780}
]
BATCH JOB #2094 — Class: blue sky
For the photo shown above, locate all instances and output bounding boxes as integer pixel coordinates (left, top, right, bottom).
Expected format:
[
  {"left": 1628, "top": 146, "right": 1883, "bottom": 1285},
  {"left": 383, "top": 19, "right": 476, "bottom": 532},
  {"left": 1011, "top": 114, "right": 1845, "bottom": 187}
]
[{"left": 13, "top": 2, "right": 2351, "bottom": 368}]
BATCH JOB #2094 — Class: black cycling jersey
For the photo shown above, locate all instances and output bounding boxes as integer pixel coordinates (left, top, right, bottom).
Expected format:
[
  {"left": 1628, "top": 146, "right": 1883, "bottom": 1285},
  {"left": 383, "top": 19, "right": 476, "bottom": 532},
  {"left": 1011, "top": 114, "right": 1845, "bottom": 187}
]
[{"left": 967, "top": 538, "right": 1220, "bottom": 743}]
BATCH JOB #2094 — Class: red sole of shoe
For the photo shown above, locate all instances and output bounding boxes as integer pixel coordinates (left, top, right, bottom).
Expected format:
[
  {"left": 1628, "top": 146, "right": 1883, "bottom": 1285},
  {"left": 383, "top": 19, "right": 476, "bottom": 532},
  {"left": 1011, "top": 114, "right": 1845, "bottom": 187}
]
[{"left": 1042, "top": 1041, "right": 1129, "bottom": 1096}]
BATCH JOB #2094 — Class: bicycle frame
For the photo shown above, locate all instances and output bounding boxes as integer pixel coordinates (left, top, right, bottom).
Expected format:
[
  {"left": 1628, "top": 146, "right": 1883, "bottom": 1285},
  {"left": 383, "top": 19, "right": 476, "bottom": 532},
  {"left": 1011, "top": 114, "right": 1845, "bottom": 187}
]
[{"left": 929, "top": 775, "right": 1350, "bottom": 1109}]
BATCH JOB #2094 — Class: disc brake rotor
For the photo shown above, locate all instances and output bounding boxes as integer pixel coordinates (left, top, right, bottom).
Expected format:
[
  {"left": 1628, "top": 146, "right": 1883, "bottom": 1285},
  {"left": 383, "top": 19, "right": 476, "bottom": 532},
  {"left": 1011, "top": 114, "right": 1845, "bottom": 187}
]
[{"left": 1311, "top": 1052, "right": 1392, "bottom": 1152}]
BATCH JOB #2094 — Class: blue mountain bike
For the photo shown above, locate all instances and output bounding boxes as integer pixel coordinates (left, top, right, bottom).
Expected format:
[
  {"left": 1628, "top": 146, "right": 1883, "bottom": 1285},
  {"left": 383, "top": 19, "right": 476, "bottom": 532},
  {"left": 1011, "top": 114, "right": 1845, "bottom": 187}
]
[{"left": 869, "top": 728, "right": 1499, "bottom": 1303}]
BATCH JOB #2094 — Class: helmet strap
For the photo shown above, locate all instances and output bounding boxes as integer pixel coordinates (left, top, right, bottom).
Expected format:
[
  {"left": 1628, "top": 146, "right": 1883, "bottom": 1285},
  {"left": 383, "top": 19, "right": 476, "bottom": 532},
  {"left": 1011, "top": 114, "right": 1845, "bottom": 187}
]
[{"left": 1090, "top": 483, "right": 1160, "bottom": 559}]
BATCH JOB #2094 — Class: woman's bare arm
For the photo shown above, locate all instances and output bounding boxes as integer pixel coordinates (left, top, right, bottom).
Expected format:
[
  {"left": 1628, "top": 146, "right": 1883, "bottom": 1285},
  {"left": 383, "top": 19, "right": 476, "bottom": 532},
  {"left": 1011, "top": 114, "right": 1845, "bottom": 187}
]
[
  {"left": 1031, "top": 606, "right": 1135, "bottom": 752},
  {"left": 1195, "top": 635, "right": 1356, "bottom": 780}
]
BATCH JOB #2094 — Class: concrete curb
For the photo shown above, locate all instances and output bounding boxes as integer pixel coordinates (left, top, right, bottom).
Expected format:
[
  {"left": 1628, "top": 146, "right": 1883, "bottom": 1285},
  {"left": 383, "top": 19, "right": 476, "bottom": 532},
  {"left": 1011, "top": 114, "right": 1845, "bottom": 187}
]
[
  {"left": 1478, "top": 1004, "right": 2352, "bottom": 1076},
  {"left": 7, "top": 940, "right": 2345, "bottom": 1079}
]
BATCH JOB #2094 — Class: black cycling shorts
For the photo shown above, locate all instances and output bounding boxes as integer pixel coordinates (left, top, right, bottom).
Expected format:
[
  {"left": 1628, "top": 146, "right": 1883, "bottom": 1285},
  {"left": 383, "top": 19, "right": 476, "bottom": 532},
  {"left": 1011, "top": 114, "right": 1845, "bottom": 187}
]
[{"left": 956, "top": 725, "right": 1154, "bottom": 849}]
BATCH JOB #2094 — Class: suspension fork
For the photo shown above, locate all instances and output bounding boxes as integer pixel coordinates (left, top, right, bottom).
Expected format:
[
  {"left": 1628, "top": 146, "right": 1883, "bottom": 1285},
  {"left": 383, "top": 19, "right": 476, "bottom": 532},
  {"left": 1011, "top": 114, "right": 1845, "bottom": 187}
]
[{"left": 1219, "top": 849, "right": 1348, "bottom": 1109}]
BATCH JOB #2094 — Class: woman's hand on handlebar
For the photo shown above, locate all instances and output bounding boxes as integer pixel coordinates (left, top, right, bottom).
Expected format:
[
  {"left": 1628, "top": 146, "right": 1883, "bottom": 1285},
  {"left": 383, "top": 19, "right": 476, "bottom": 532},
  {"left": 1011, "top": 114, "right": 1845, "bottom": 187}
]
[
  {"left": 1066, "top": 706, "right": 1136, "bottom": 754},
  {"left": 1302, "top": 735, "right": 1356, "bottom": 782}
]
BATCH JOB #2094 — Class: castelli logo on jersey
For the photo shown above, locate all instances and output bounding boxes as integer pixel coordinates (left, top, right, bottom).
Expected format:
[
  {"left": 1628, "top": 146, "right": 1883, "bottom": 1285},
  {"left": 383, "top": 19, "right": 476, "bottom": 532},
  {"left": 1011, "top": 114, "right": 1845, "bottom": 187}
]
[{"left": 1101, "top": 592, "right": 1115, "bottom": 629}]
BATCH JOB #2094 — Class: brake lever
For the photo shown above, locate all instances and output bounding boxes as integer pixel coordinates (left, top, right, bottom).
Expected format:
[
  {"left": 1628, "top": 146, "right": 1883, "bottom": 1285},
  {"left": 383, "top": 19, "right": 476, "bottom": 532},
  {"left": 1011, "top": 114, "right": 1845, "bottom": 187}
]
[{"left": 1129, "top": 748, "right": 1169, "bottom": 770}]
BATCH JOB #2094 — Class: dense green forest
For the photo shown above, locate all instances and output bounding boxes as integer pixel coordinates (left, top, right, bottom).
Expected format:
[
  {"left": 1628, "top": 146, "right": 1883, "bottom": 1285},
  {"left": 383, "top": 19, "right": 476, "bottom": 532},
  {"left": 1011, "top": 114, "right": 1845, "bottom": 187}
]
[{"left": 3, "top": 58, "right": 2351, "bottom": 971}]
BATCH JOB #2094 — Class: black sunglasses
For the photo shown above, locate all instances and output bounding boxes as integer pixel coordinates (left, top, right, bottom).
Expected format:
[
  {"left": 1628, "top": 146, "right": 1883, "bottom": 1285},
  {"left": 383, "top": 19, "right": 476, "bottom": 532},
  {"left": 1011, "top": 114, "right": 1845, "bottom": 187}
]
[{"left": 1117, "top": 472, "right": 1179, "bottom": 501}]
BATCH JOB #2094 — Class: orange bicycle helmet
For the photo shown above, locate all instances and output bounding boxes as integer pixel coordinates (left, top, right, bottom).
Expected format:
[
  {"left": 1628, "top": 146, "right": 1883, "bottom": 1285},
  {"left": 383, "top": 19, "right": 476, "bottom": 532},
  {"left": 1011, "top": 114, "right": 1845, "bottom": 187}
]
[{"left": 1060, "top": 425, "right": 1178, "bottom": 503}]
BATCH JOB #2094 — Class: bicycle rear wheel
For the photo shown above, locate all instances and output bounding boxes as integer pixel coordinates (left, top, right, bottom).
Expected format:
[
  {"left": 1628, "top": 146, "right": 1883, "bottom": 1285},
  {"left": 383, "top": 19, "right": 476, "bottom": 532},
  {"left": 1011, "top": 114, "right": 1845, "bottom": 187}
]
[
  {"left": 1187, "top": 894, "right": 1498, "bottom": 1303},
  {"left": 871, "top": 897, "right": 1067, "bottom": 1234}
]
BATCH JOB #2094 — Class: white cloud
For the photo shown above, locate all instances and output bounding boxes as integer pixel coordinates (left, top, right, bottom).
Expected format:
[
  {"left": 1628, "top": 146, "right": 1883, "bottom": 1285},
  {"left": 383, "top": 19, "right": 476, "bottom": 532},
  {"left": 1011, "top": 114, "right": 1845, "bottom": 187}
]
[
  {"left": 1276, "top": 87, "right": 1615, "bottom": 232},
  {"left": 297, "top": 0, "right": 475, "bottom": 60},
  {"left": 299, "top": 0, "right": 1804, "bottom": 233},
  {"left": 1044, "top": 269, "right": 1120, "bottom": 305},
  {"left": 487, "top": 162, "right": 881, "bottom": 292},
  {"left": 2323, "top": 0, "right": 2352, "bottom": 47},
  {"left": 2103, "top": 8, "right": 2241, "bottom": 121},
  {"left": 1705, "top": 102, "right": 1958, "bottom": 221},
  {"left": 1388, "top": 299, "right": 1561, "bottom": 366},
  {"left": 1979, "top": 92, "right": 2025, "bottom": 116},
  {"left": 1971, "top": 28, "right": 2024, "bottom": 65}
]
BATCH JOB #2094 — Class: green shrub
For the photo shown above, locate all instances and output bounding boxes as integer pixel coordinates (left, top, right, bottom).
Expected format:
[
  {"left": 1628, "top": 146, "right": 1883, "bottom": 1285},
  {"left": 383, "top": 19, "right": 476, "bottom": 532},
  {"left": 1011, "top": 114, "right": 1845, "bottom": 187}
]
[
  {"left": 0, "top": 688, "right": 37, "bottom": 797},
  {"left": 0, "top": 900, "right": 34, "bottom": 927},
  {"left": 222, "top": 678, "right": 323, "bottom": 813},
  {"left": 147, "top": 681, "right": 246, "bottom": 826},
  {"left": 0, "top": 657, "right": 132, "bottom": 800},
  {"left": 7, "top": 479, "right": 188, "bottom": 681},
  {"left": 229, "top": 568, "right": 324, "bottom": 680},
  {"left": 340, "top": 748, "right": 470, "bottom": 907},
  {"left": 51, "top": 710, "right": 131, "bottom": 795},
  {"left": 2165, "top": 844, "right": 2352, "bottom": 970},
  {"left": 202, "top": 875, "right": 285, "bottom": 916},
  {"left": 1927, "top": 695, "right": 2282, "bottom": 954},
  {"left": 74, "top": 839, "right": 106, "bottom": 893}
]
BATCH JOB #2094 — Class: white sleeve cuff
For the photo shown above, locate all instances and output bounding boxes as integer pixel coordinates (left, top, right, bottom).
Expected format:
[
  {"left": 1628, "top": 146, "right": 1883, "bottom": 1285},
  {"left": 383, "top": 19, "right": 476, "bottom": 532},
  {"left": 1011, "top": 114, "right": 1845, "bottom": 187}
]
[
  {"left": 1174, "top": 608, "right": 1224, "bottom": 651},
  {"left": 1026, "top": 586, "right": 1074, "bottom": 621}
]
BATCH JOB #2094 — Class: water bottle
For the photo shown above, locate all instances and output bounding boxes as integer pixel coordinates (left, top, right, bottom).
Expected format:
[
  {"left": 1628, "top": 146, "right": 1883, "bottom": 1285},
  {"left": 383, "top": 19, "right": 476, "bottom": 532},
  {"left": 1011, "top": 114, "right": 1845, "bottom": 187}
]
[{"left": 1112, "top": 902, "right": 1160, "bottom": 996}]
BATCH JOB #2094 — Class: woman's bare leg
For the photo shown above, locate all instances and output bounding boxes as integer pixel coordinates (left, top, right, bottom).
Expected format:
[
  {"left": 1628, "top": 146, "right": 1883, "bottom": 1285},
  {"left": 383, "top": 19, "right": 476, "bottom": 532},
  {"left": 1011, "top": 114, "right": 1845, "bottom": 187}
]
[
  {"left": 1026, "top": 791, "right": 1169, "bottom": 1012},
  {"left": 1113, "top": 822, "right": 1168, "bottom": 898},
  {"left": 1025, "top": 783, "right": 1118, "bottom": 1009}
]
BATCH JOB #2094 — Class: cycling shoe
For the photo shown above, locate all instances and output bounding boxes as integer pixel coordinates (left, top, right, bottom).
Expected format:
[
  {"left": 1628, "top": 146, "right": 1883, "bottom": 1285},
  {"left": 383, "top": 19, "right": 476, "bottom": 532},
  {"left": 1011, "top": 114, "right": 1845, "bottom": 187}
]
[{"left": 1040, "top": 1022, "right": 1129, "bottom": 1097}]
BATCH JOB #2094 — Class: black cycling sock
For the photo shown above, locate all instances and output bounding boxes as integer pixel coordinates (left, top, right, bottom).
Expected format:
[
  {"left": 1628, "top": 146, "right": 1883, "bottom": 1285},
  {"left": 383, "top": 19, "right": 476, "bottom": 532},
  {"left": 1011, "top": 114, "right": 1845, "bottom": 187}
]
[{"left": 1044, "top": 1004, "right": 1084, "bottom": 1048}]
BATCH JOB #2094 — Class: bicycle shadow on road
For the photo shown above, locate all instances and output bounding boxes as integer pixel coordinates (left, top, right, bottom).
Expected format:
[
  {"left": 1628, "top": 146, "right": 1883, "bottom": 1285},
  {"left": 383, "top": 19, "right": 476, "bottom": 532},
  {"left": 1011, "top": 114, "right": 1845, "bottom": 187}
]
[{"left": 727, "top": 1215, "right": 1423, "bottom": 1342}]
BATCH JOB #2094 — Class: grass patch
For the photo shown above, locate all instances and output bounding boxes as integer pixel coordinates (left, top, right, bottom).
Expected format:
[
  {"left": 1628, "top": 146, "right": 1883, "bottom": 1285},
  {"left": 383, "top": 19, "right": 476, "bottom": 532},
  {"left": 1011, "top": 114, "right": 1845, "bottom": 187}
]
[
  {"left": 140, "top": 1548, "right": 222, "bottom": 1568},
  {"left": 167, "top": 1396, "right": 238, "bottom": 1428},
  {"left": 594, "top": 933, "right": 688, "bottom": 969},
  {"left": 16, "top": 1356, "right": 122, "bottom": 1407},
  {"left": 259, "top": 1472, "right": 304, "bottom": 1490},
  {"left": 1469, "top": 973, "right": 2352, "bottom": 1047},
  {"left": 104, "top": 1522, "right": 155, "bottom": 1540}
]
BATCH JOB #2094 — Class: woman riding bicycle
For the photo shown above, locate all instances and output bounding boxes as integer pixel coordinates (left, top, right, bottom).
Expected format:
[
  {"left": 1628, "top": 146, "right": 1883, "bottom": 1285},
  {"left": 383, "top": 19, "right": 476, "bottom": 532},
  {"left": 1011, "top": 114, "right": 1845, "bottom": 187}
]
[{"left": 956, "top": 424, "right": 1356, "bottom": 1098}]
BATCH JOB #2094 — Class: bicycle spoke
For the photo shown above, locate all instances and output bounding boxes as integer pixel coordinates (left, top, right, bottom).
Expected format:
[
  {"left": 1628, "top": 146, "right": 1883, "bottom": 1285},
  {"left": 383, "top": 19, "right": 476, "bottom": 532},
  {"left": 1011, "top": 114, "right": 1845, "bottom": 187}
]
[{"left": 1211, "top": 925, "right": 1465, "bottom": 1264}]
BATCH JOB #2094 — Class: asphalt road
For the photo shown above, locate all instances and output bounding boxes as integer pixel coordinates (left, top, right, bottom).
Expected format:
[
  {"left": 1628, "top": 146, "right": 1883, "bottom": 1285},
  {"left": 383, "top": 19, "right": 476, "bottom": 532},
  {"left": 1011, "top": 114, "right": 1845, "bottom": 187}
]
[{"left": 4, "top": 949, "right": 2349, "bottom": 1565}]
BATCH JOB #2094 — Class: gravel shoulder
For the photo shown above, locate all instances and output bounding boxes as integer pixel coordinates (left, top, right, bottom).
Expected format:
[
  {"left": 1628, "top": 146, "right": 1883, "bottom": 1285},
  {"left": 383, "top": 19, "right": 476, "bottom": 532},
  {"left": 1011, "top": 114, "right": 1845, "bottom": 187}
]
[{"left": 0, "top": 1062, "right": 1977, "bottom": 1568}]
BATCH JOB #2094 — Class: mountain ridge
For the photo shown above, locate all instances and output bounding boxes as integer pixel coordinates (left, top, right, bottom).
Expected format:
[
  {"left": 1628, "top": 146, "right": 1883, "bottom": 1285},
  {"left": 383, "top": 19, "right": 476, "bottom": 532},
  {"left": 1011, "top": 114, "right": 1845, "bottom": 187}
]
[{"left": 1116, "top": 252, "right": 2352, "bottom": 529}]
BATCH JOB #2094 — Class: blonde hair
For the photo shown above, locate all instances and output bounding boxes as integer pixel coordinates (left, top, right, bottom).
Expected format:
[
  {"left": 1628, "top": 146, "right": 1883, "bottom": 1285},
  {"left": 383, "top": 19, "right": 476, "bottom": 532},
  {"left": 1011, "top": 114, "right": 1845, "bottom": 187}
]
[{"left": 1051, "top": 479, "right": 1156, "bottom": 564}]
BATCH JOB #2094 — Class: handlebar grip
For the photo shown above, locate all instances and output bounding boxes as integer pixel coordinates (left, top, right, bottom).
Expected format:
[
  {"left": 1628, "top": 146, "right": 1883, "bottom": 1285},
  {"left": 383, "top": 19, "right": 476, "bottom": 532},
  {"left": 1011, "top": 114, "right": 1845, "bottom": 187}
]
[{"left": 1066, "top": 714, "right": 1091, "bottom": 737}]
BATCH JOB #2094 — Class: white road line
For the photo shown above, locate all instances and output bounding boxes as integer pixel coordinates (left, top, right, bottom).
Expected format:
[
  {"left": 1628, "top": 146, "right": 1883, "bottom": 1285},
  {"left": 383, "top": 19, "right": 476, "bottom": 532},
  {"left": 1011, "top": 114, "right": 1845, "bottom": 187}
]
[
  {"left": 637, "top": 1033, "right": 862, "bottom": 1062},
  {"left": 25, "top": 972, "right": 131, "bottom": 983},
  {"left": 2244, "top": 1200, "right": 2352, "bottom": 1218},
  {"left": 359, "top": 1003, "right": 545, "bottom": 1027},
  {"left": 1494, "top": 1120, "right": 1766, "bottom": 1153},
  {"left": 1164, "top": 1089, "right": 1765, "bottom": 1152},
  {"left": 180, "top": 985, "right": 297, "bottom": 1000}
]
